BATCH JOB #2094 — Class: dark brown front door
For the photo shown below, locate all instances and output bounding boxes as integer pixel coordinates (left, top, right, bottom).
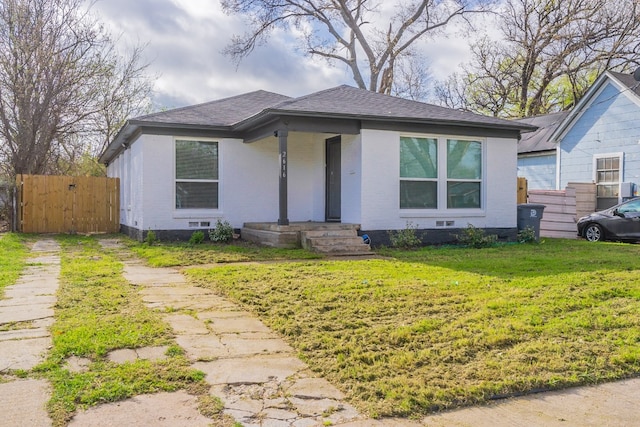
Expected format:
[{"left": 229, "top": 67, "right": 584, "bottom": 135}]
[{"left": 326, "top": 136, "right": 341, "bottom": 222}]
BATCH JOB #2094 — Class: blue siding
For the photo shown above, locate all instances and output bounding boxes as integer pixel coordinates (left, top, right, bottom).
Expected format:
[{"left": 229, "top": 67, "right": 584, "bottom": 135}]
[
  {"left": 518, "top": 154, "right": 556, "bottom": 189},
  {"left": 560, "top": 82, "right": 640, "bottom": 188}
]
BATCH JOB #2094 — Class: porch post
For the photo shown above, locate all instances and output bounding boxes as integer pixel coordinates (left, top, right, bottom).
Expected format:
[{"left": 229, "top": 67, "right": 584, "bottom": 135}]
[{"left": 276, "top": 129, "right": 289, "bottom": 225}]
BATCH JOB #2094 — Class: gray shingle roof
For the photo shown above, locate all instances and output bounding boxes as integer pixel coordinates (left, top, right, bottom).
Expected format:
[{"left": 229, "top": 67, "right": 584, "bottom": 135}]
[
  {"left": 133, "top": 84, "right": 534, "bottom": 131},
  {"left": 261, "top": 85, "right": 526, "bottom": 129},
  {"left": 516, "top": 111, "right": 568, "bottom": 154},
  {"left": 133, "top": 90, "right": 292, "bottom": 127},
  {"left": 100, "top": 84, "right": 537, "bottom": 163}
]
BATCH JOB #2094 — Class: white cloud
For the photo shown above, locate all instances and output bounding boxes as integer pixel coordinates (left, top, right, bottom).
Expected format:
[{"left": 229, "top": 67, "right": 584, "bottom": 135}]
[{"left": 89, "top": 0, "right": 479, "bottom": 109}]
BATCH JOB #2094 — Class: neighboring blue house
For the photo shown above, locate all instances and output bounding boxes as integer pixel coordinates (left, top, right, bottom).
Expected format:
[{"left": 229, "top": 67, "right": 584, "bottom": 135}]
[
  {"left": 517, "top": 70, "right": 640, "bottom": 210},
  {"left": 516, "top": 111, "right": 568, "bottom": 190}
]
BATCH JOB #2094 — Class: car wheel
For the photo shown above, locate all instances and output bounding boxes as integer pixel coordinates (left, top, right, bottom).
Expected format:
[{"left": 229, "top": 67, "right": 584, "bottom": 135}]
[{"left": 584, "top": 223, "right": 603, "bottom": 242}]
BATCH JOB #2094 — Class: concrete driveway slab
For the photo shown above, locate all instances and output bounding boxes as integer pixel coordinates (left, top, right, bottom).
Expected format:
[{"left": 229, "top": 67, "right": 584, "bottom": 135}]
[
  {"left": 0, "top": 327, "right": 50, "bottom": 340},
  {"left": 207, "top": 316, "right": 275, "bottom": 334},
  {"left": 421, "top": 377, "right": 640, "bottom": 427},
  {"left": 0, "top": 335, "right": 51, "bottom": 371},
  {"left": 123, "top": 264, "right": 186, "bottom": 285},
  {"left": 0, "top": 379, "right": 52, "bottom": 427},
  {"left": 174, "top": 334, "right": 226, "bottom": 360},
  {"left": 68, "top": 391, "right": 211, "bottom": 427},
  {"left": 0, "top": 304, "right": 54, "bottom": 323},
  {"left": 165, "top": 313, "right": 210, "bottom": 335},
  {"left": 193, "top": 354, "right": 307, "bottom": 385}
]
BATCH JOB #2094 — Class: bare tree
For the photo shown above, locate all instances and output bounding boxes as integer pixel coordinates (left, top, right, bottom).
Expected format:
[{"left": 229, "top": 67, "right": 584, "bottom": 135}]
[
  {"left": 0, "top": 0, "right": 152, "bottom": 178},
  {"left": 436, "top": 0, "right": 640, "bottom": 118},
  {"left": 221, "top": 0, "right": 490, "bottom": 96}
]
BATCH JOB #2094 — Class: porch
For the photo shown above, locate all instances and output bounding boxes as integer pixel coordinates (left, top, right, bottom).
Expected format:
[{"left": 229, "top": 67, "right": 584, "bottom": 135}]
[{"left": 241, "top": 222, "right": 371, "bottom": 254}]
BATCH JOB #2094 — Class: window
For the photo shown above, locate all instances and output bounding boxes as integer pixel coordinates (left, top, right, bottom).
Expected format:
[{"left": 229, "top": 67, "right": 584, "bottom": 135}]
[
  {"left": 447, "top": 139, "right": 482, "bottom": 209},
  {"left": 400, "top": 137, "right": 437, "bottom": 208},
  {"left": 594, "top": 154, "right": 621, "bottom": 210},
  {"left": 175, "top": 140, "right": 218, "bottom": 209},
  {"left": 595, "top": 156, "right": 619, "bottom": 197},
  {"left": 400, "top": 136, "right": 482, "bottom": 210}
]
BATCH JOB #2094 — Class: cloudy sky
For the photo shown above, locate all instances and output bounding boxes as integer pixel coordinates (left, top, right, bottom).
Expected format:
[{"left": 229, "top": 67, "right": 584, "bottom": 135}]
[{"left": 91, "top": 0, "right": 474, "bottom": 110}]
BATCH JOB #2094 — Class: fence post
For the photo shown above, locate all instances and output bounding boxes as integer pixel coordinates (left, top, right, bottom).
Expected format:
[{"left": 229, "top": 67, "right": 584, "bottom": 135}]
[{"left": 11, "top": 185, "right": 16, "bottom": 232}]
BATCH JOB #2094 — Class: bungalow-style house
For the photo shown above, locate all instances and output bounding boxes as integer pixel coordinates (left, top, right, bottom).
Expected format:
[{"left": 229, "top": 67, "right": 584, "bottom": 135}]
[
  {"left": 99, "top": 85, "right": 535, "bottom": 248},
  {"left": 517, "top": 70, "right": 640, "bottom": 210}
]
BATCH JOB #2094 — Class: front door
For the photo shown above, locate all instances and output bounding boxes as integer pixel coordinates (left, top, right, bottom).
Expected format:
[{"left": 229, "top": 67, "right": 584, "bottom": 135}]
[{"left": 326, "top": 136, "right": 341, "bottom": 222}]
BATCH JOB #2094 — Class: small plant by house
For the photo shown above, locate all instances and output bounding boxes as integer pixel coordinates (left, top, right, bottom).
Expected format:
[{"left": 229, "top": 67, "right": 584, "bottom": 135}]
[
  {"left": 144, "top": 230, "right": 157, "bottom": 246},
  {"left": 388, "top": 221, "right": 423, "bottom": 249},
  {"left": 517, "top": 226, "right": 538, "bottom": 244},
  {"left": 189, "top": 230, "right": 205, "bottom": 245},
  {"left": 208, "top": 219, "right": 233, "bottom": 243},
  {"left": 454, "top": 224, "right": 498, "bottom": 248}
]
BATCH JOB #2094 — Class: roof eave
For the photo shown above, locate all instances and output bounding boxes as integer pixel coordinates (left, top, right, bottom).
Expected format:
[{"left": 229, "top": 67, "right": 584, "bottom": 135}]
[
  {"left": 98, "top": 120, "right": 233, "bottom": 164},
  {"left": 518, "top": 149, "right": 557, "bottom": 157},
  {"left": 234, "top": 108, "right": 538, "bottom": 133}
]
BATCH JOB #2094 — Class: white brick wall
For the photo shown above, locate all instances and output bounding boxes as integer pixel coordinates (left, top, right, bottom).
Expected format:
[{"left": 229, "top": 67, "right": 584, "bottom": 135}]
[
  {"left": 106, "top": 128, "right": 518, "bottom": 233},
  {"left": 358, "top": 129, "right": 517, "bottom": 230},
  {"left": 341, "top": 134, "right": 362, "bottom": 224}
]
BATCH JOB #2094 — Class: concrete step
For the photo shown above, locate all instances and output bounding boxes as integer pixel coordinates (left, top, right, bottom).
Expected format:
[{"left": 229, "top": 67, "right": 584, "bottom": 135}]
[
  {"left": 302, "top": 232, "right": 371, "bottom": 254},
  {"left": 302, "top": 229, "right": 358, "bottom": 238},
  {"left": 311, "top": 243, "right": 371, "bottom": 254},
  {"left": 305, "top": 236, "right": 365, "bottom": 247},
  {"left": 300, "top": 229, "right": 362, "bottom": 250}
]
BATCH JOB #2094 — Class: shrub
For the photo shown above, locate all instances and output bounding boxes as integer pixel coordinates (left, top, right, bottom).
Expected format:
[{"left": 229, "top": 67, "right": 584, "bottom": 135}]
[
  {"left": 455, "top": 224, "right": 498, "bottom": 248},
  {"left": 189, "top": 230, "right": 205, "bottom": 245},
  {"left": 144, "top": 230, "right": 157, "bottom": 246},
  {"left": 517, "top": 226, "right": 538, "bottom": 244},
  {"left": 208, "top": 219, "right": 233, "bottom": 243},
  {"left": 388, "top": 222, "right": 423, "bottom": 249}
]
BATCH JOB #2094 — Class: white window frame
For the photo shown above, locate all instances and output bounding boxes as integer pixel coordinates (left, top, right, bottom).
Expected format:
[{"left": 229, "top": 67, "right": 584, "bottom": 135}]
[
  {"left": 593, "top": 152, "right": 623, "bottom": 204},
  {"left": 445, "top": 138, "right": 483, "bottom": 210},
  {"left": 400, "top": 134, "right": 486, "bottom": 216},
  {"left": 173, "top": 138, "right": 221, "bottom": 213},
  {"left": 399, "top": 136, "right": 438, "bottom": 209}
]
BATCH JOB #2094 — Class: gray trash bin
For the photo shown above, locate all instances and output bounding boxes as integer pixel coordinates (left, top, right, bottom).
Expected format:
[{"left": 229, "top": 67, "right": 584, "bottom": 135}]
[{"left": 517, "top": 204, "right": 546, "bottom": 241}]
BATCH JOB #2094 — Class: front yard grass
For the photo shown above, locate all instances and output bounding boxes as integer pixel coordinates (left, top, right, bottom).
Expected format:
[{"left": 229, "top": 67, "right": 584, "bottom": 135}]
[
  {"left": 36, "top": 236, "right": 214, "bottom": 426},
  {"left": 175, "top": 238, "right": 640, "bottom": 418},
  {"left": 0, "top": 233, "right": 29, "bottom": 297},
  {"left": 127, "top": 239, "right": 321, "bottom": 267}
]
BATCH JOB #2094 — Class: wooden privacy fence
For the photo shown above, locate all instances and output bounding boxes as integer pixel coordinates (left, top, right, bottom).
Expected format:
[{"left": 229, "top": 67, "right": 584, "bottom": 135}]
[
  {"left": 16, "top": 175, "right": 119, "bottom": 234},
  {"left": 517, "top": 177, "right": 528, "bottom": 204},
  {"left": 528, "top": 182, "right": 596, "bottom": 239}
]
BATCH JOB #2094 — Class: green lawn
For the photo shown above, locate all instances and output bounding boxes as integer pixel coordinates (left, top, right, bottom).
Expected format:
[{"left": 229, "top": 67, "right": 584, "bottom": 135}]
[
  {"left": 36, "top": 236, "right": 217, "bottom": 427},
  {"left": 162, "top": 238, "right": 640, "bottom": 418},
  {"left": 127, "top": 239, "right": 321, "bottom": 267},
  {"left": 0, "top": 233, "right": 29, "bottom": 297}
]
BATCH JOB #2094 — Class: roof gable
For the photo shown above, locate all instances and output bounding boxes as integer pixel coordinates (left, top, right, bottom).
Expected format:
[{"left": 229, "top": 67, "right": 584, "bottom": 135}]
[{"left": 550, "top": 71, "right": 640, "bottom": 142}]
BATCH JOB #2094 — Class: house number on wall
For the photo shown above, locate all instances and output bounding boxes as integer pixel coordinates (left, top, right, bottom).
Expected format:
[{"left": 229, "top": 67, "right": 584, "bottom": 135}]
[{"left": 280, "top": 151, "right": 287, "bottom": 178}]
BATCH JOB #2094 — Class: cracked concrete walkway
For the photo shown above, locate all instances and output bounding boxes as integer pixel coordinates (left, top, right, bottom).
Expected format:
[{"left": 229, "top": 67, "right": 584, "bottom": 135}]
[
  {"left": 0, "top": 238, "right": 60, "bottom": 427},
  {"left": 104, "top": 238, "right": 365, "bottom": 427},
  {"left": 5, "top": 236, "right": 639, "bottom": 427}
]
